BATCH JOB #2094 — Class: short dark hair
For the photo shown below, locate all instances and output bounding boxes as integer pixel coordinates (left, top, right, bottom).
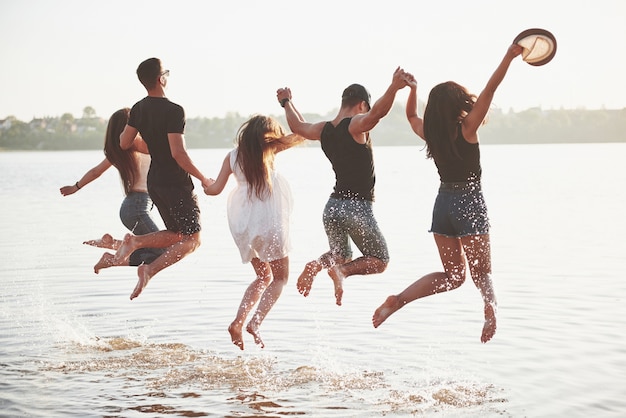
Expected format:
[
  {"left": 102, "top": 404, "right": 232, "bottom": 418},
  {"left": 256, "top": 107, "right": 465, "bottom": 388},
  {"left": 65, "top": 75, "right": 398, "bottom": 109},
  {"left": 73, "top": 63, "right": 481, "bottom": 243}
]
[
  {"left": 341, "top": 84, "right": 371, "bottom": 110},
  {"left": 136, "top": 58, "right": 162, "bottom": 90}
]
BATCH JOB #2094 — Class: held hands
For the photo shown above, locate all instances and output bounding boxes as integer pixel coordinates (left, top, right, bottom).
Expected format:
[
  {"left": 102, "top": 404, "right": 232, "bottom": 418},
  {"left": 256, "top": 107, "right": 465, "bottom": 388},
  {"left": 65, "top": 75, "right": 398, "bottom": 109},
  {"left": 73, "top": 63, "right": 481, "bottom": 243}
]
[
  {"left": 276, "top": 87, "right": 292, "bottom": 107},
  {"left": 202, "top": 177, "right": 216, "bottom": 195},
  {"left": 403, "top": 72, "right": 417, "bottom": 90},
  {"left": 391, "top": 66, "right": 411, "bottom": 90}
]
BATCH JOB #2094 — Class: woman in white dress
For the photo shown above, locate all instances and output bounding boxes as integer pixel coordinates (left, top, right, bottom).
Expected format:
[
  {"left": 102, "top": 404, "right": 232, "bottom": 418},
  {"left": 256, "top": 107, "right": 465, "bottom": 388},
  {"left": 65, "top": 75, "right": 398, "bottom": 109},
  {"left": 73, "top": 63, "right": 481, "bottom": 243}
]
[{"left": 204, "top": 115, "right": 304, "bottom": 350}]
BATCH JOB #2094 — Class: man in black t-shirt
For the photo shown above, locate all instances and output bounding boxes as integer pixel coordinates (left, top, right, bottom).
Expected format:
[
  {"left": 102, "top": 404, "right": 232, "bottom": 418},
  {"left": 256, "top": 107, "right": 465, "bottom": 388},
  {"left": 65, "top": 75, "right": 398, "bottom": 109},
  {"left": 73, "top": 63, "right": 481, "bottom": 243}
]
[{"left": 115, "top": 57, "right": 213, "bottom": 300}]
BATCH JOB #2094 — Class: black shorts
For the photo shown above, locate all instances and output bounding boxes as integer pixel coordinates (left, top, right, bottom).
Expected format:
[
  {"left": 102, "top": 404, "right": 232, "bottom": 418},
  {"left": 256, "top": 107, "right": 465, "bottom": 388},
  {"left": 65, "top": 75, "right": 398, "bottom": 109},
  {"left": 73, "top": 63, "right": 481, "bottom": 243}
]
[{"left": 149, "top": 183, "right": 201, "bottom": 235}]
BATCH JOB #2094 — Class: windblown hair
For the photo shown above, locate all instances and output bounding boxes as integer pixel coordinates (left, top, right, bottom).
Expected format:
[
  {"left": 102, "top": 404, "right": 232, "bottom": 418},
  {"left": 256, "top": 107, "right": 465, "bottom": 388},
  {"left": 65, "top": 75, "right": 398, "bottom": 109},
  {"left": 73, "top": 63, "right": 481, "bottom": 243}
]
[
  {"left": 423, "top": 81, "right": 477, "bottom": 160},
  {"left": 235, "top": 115, "right": 287, "bottom": 200},
  {"left": 136, "top": 57, "right": 162, "bottom": 90},
  {"left": 104, "top": 108, "right": 138, "bottom": 195}
]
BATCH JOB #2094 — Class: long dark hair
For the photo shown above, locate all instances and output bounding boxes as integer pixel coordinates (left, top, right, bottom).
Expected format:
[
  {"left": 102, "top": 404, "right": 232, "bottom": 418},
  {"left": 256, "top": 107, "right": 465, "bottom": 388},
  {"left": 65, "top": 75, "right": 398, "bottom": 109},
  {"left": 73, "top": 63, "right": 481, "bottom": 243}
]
[
  {"left": 235, "top": 115, "right": 286, "bottom": 200},
  {"left": 423, "top": 81, "right": 476, "bottom": 160},
  {"left": 104, "top": 108, "right": 138, "bottom": 195}
]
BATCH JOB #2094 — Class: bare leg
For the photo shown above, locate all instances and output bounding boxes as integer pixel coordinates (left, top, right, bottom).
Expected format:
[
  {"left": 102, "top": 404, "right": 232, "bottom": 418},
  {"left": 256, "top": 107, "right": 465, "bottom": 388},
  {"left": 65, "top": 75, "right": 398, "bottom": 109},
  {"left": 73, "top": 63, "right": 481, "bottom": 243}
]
[
  {"left": 93, "top": 252, "right": 129, "bottom": 274},
  {"left": 84, "top": 233, "right": 121, "bottom": 250},
  {"left": 228, "top": 323, "right": 245, "bottom": 351},
  {"left": 296, "top": 252, "right": 349, "bottom": 297},
  {"left": 372, "top": 235, "right": 466, "bottom": 328},
  {"left": 327, "top": 265, "right": 345, "bottom": 306},
  {"left": 372, "top": 295, "right": 401, "bottom": 328},
  {"left": 128, "top": 232, "right": 200, "bottom": 300},
  {"left": 229, "top": 258, "right": 271, "bottom": 350},
  {"left": 246, "top": 257, "right": 290, "bottom": 348},
  {"left": 372, "top": 272, "right": 450, "bottom": 327},
  {"left": 130, "top": 263, "right": 151, "bottom": 300},
  {"left": 94, "top": 252, "right": 114, "bottom": 273},
  {"left": 296, "top": 260, "right": 322, "bottom": 297},
  {"left": 329, "top": 255, "right": 387, "bottom": 306},
  {"left": 114, "top": 230, "right": 183, "bottom": 265},
  {"left": 461, "top": 234, "right": 497, "bottom": 343},
  {"left": 482, "top": 302, "right": 497, "bottom": 343},
  {"left": 114, "top": 233, "right": 136, "bottom": 265}
]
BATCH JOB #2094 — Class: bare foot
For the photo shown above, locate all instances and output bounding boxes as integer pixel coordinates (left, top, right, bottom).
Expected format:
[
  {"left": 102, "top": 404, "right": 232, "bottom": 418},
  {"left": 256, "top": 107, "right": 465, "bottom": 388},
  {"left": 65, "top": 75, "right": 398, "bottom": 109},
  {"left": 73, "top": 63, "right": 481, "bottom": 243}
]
[
  {"left": 297, "top": 261, "right": 321, "bottom": 297},
  {"left": 83, "top": 233, "right": 120, "bottom": 250},
  {"left": 130, "top": 263, "right": 151, "bottom": 300},
  {"left": 246, "top": 322, "right": 265, "bottom": 349},
  {"left": 114, "top": 233, "right": 136, "bottom": 265},
  {"left": 94, "top": 252, "right": 115, "bottom": 274},
  {"left": 228, "top": 322, "right": 244, "bottom": 350},
  {"left": 327, "top": 265, "right": 345, "bottom": 306},
  {"left": 481, "top": 303, "right": 497, "bottom": 343},
  {"left": 372, "top": 295, "right": 401, "bottom": 328}
]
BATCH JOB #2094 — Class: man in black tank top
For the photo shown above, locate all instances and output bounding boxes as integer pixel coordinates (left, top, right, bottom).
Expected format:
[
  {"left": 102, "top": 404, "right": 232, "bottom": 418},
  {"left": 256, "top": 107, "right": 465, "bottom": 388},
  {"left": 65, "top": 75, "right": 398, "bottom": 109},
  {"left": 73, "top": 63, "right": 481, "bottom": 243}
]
[{"left": 276, "top": 67, "right": 409, "bottom": 306}]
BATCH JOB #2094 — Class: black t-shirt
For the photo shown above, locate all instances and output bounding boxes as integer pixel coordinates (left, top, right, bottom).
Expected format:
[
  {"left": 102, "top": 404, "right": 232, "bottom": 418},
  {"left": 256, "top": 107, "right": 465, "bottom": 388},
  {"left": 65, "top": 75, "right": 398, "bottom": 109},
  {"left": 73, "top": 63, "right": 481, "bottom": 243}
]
[
  {"left": 128, "top": 96, "right": 192, "bottom": 187},
  {"left": 320, "top": 118, "right": 376, "bottom": 201}
]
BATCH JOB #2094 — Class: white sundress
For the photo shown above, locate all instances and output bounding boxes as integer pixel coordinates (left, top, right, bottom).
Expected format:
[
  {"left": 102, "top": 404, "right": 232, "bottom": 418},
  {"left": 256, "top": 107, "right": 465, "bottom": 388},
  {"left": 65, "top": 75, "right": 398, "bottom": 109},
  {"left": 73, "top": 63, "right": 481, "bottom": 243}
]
[{"left": 227, "top": 149, "right": 293, "bottom": 263}]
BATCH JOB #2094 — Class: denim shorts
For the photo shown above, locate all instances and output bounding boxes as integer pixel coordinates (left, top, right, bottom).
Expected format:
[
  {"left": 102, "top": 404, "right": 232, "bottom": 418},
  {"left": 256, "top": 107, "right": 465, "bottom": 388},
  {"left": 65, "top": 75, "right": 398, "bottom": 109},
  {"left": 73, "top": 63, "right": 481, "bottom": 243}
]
[
  {"left": 429, "top": 182, "right": 490, "bottom": 237},
  {"left": 119, "top": 192, "right": 161, "bottom": 235},
  {"left": 322, "top": 197, "right": 389, "bottom": 262},
  {"left": 119, "top": 192, "right": 164, "bottom": 266}
]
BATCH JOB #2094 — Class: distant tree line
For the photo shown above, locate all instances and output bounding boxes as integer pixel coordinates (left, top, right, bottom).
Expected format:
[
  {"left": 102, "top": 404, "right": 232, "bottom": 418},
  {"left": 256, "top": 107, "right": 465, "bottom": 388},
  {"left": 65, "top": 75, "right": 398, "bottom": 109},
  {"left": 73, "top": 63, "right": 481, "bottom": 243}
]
[{"left": 1, "top": 105, "right": 624, "bottom": 151}]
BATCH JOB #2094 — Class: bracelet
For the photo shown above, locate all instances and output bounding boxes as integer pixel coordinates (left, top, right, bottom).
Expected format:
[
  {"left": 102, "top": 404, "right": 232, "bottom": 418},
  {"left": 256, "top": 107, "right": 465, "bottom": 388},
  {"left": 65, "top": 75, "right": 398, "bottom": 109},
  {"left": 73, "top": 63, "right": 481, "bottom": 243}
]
[
  {"left": 280, "top": 98, "right": 290, "bottom": 108},
  {"left": 75, "top": 181, "right": 81, "bottom": 189}
]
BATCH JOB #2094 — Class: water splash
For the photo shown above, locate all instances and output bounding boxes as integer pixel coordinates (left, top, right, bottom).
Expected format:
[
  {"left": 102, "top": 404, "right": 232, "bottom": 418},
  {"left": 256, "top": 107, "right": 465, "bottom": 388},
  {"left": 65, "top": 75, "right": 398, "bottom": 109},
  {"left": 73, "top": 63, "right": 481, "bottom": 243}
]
[{"left": 39, "top": 337, "right": 506, "bottom": 416}]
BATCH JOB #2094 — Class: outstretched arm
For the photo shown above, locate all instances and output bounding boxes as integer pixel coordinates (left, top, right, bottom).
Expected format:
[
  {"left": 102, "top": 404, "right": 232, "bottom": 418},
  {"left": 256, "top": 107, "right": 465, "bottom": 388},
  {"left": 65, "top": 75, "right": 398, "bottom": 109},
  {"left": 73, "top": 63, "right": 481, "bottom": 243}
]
[
  {"left": 404, "top": 73, "right": 425, "bottom": 140},
  {"left": 60, "top": 158, "right": 112, "bottom": 196},
  {"left": 203, "top": 154, "right": 232, "bottom": 196},
  {"left": 350, "top": 66, "right": 409, "bottom": 135},
  {"left": 276, "top": 88, "right": 325, "bottom": 140},
  {"left": 463, "top": 44, "right": 523, "bottom": 139}
]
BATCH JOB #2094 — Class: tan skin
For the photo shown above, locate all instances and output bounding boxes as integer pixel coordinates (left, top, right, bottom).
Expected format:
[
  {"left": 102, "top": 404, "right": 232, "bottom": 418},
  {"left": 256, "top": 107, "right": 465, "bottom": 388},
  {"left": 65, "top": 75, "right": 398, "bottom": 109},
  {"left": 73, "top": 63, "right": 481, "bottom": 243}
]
[
  {"left": 61, "top": 132, "right": 152, "bottom": 273},
  {"left": 277, "top": 67, "right": 409, "bottom": 306},
  {"left": 373, "top": 45, "right": 522, "bottom": 343},
  {"left": 203, "top": 132, "right": 303, "bottom": 349},
  {"left": 113, "top": 68, "right": 215, "bottom": 300}
]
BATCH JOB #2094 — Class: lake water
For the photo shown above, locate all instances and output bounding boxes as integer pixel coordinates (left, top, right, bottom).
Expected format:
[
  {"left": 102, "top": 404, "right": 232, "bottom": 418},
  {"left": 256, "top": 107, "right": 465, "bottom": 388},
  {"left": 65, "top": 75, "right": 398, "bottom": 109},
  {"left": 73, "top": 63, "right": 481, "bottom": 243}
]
[{"left": 1, "top": 143, "right": 625, "bottom": 417}]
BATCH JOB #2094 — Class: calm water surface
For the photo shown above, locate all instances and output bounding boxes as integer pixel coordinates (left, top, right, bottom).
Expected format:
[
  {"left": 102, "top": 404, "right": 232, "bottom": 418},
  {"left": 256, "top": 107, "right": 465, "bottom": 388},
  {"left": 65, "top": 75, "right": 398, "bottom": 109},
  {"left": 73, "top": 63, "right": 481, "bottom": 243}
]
[{"left": 1, "top": 144, "right": 625, "bottom": 417}]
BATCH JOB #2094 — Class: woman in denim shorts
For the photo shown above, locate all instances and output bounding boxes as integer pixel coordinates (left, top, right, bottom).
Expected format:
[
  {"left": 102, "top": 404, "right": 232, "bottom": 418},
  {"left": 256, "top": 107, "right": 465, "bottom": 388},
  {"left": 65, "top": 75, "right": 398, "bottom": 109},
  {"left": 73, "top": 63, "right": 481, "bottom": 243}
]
[
  {"left": 373, "top": 43, "right": 524, "bottom": 343},
  {"left": 60, "top": 108, "right": 163, "bottom": 271}
]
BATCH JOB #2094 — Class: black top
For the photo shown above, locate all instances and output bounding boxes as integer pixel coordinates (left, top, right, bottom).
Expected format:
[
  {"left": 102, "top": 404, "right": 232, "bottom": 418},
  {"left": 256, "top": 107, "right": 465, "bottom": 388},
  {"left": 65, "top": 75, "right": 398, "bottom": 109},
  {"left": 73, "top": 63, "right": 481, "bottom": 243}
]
[
  {"left": 128, "top": 96, "right": 192, "bottom": 188},
  {"left": 320, "top": 118, "right": 376, "bottom": 201},
  {"left": 434, "top": 126, "right": 482, "bottom": 183}
]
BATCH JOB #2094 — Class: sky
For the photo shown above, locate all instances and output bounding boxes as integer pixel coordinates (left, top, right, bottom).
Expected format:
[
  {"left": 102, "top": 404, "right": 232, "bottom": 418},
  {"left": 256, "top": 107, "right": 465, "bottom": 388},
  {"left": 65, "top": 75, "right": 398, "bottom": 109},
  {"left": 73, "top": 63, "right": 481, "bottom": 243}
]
[{"left": 1, "top": 0, "right": 625, "bottom": 121}]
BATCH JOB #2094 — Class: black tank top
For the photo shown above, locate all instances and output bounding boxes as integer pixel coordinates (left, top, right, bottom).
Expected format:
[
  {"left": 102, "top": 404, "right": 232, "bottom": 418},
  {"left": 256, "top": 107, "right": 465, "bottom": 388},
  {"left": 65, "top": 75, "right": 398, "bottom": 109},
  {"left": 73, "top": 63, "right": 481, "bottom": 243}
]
[
  {"left": 320, "top": 118, "right": 376, "bottom": 201},
  {"left": 434, "top": 125, "right": 482, "bottom": 183}
]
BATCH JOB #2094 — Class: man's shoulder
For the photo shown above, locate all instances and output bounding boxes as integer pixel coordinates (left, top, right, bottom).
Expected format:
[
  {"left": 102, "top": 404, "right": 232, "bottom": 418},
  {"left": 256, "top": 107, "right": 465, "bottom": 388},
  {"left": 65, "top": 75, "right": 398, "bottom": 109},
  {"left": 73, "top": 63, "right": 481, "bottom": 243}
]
[
  {"left": 163, "top": 99, "right": 185, "bottom": 116},
  {"left": 135, "top": 97, "right": 185, "bottom": 115}
]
